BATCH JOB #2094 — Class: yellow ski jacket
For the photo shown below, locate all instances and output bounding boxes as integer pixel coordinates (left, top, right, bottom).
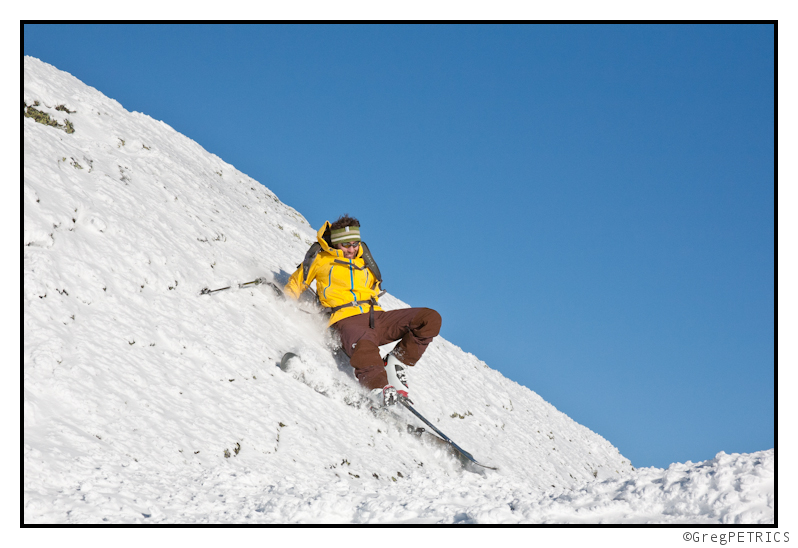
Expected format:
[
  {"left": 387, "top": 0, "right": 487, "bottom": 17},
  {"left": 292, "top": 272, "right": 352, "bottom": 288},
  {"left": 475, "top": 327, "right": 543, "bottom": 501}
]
[{"left": 284, "top": 221, "right": 383, "bottom": 326}]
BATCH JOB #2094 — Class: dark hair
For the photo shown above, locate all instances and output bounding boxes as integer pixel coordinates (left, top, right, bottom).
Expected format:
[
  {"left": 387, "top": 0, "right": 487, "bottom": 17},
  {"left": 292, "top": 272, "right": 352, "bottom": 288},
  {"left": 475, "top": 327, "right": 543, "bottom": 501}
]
[
  {"left": 324, "top": 214, "right": 360, "bottom": 246},
  {"left": 330, "top": 214, "right": 360, "bottom": 230}
]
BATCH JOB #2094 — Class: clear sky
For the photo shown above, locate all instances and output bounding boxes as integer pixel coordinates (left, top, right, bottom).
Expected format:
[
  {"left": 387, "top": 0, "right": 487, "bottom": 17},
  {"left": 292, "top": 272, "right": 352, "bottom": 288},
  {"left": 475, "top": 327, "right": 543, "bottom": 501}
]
[{"left": 24, "top": 23, "right": 775, "bottom": 469}]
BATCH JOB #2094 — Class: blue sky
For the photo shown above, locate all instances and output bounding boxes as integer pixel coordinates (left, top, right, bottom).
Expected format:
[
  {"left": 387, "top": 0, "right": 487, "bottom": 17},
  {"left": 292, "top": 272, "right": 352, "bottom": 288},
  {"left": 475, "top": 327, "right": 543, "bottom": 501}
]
[{"left": 24, "top": 24, "right": 775, "bottom": 468}]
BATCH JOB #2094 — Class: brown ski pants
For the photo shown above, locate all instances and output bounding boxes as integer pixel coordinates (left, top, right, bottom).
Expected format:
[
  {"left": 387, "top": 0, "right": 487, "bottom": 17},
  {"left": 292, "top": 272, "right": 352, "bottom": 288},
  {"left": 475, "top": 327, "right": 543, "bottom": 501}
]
[{"left": 334, "top": 307, "right": 442, "bottom": 390}]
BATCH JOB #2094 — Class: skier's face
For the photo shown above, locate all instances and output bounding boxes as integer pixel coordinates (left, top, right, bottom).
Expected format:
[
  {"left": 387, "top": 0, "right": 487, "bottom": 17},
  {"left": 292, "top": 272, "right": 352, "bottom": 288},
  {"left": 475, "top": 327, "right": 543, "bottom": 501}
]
[{"left": 337, "top": 241, "right": 360, "bottom": 260}]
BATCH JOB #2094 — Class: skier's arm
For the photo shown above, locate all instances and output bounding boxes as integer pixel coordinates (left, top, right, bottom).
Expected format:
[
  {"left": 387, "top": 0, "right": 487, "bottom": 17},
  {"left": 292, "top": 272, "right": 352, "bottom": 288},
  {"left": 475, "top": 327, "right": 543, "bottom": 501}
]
[
  {"left": 284, "top": 255, "right": 320, "bottom": 300},
  {"left": 283, "top": 267, "right": 306, "bottom": 300}
]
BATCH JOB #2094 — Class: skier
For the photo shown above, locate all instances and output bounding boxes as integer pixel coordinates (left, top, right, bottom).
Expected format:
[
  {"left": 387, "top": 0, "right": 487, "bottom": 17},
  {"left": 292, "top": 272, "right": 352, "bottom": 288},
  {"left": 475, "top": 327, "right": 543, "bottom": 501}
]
[{"left": 284, "top": 214, "right": 442, "bottom": 406}]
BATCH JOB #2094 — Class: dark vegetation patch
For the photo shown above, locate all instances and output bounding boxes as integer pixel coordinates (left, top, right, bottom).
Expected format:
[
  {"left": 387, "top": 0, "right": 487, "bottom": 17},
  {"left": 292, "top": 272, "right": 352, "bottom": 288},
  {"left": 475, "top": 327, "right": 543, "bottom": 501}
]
[{"left": 24, "top": 101, "right": 75, "bottom": 134}]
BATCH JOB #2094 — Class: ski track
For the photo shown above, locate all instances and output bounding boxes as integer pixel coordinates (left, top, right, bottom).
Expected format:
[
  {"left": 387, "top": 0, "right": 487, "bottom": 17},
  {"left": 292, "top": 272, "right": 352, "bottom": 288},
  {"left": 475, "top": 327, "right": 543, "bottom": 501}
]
[{"left": 23, "top": 56, "right": 774, "bottom": 524}]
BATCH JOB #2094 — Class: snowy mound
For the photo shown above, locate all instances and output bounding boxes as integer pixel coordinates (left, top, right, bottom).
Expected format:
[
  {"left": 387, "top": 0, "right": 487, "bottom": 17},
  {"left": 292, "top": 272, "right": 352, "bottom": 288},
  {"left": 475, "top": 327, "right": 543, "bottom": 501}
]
[{"left": 23, "top": 57, "right": 773, "bottom": 524}]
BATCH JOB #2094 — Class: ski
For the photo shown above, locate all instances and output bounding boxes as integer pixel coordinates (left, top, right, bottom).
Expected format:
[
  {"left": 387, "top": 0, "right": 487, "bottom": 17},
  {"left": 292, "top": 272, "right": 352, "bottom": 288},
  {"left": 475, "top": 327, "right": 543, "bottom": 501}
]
[
  {"left": 368, "top": 403, "right": 467, "bottom": 460},
  {"left": 279, "top": 352, "right": 497, "bottom": 471},
  {"left": 397, "top": 399, "right": 498, "bottom": 471}
]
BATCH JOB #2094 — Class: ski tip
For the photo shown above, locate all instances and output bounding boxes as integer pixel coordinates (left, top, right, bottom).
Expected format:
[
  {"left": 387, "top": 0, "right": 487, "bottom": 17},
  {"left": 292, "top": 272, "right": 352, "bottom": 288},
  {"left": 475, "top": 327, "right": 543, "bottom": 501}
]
[
  {"left": 452, "top": 446, "right": 498, "bottom": 471},
  {"left": 279, "top": 352, "right": 299, "bottom": 371},
  {"left": 459, "top": 454, "right": 498, "bottom": 472}
]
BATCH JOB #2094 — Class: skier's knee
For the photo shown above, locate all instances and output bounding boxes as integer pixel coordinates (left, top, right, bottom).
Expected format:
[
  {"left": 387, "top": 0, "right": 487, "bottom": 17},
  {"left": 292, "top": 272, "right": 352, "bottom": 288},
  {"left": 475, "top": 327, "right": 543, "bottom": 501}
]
[{"left": 417, "top": 308, "right": 442, "bottom": 336}]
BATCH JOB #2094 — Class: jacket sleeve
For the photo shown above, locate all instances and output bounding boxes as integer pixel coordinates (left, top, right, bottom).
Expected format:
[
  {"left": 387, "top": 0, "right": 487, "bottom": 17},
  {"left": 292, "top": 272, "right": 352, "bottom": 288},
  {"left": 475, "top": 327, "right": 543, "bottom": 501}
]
[
  {"left": 283, "top": 253, "right": 321, "bottom": 300},
  {"left": 283, "top": 266, "right": 306, "bottom": 300}
]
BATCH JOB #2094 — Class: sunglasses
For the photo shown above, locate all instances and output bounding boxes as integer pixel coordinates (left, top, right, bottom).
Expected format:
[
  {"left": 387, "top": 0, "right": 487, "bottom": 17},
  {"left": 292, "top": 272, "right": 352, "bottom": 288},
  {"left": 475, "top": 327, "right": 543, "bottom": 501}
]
[{"left": 339, "top": 241, "right": 360, "bottom": 249}]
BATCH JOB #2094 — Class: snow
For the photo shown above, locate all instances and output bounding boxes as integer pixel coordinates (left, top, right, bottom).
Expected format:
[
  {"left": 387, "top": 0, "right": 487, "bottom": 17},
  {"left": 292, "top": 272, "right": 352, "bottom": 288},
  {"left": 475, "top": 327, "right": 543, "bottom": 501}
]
[{"left": 23, "top": 56, "right": 774, "bottom": 525}]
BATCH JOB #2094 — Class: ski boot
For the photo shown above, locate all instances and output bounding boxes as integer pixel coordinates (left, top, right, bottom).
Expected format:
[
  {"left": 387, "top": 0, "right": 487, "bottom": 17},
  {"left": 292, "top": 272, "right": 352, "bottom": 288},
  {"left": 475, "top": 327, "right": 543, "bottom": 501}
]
[
  {"left": 370, "top": 385, "right": 399, "bottom": 407},
  {"left": 385, "top": 353, "right": 411, "bottom": 403}
]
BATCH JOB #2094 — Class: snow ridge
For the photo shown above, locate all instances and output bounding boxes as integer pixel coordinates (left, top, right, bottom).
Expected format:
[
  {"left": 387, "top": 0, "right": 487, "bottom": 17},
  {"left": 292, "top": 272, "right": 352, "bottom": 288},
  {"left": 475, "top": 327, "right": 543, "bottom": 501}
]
[{"left": 23, "top": 56, "right": 773, "bottom": 524}]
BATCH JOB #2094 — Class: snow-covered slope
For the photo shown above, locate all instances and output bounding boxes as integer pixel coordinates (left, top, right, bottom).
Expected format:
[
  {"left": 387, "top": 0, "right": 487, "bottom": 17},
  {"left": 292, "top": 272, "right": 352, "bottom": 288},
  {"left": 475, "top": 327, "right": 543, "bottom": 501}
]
[{"left": 23, "top": 56, "right": 773, "bottom": 524}]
